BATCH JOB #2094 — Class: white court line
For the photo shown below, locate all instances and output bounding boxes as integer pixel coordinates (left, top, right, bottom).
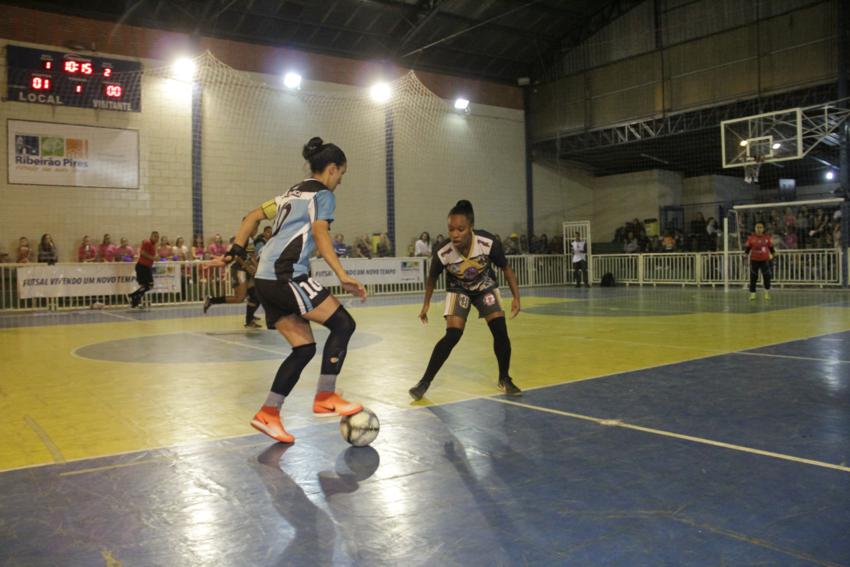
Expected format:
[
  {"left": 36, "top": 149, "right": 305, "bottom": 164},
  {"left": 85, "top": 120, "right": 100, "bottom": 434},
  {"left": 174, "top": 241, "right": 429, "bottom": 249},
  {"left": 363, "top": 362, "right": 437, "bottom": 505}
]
[
  {"left": 733, "top": 351, "right": 850, "bottom": 364},
  {"left": 98, "top": 310, "right": 139, "bottom": 322},
  {"left": 190, "top": 331, "right": 288, "bottom": 356},
  {"left": 486, "top": 397, "right": 850, "bottom": 474}
]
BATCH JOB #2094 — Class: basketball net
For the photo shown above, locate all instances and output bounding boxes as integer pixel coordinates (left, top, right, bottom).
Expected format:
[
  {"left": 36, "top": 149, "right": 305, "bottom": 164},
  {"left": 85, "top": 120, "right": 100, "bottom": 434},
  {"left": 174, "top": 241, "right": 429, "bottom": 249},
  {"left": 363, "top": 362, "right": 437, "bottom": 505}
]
[{"left": 743, "top": 156, "right": 763, "bottom": 184}]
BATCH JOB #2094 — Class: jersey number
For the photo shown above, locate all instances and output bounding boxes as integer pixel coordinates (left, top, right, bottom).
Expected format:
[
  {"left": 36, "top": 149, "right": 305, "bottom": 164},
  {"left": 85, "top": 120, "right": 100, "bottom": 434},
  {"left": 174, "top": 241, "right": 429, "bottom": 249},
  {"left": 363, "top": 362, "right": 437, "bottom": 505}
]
[
  {"left": 298, "top": 278, "right": 323, "bottom": 299},
  {"left": 272, "top": 203, "right": 293, "bottom": 237}
]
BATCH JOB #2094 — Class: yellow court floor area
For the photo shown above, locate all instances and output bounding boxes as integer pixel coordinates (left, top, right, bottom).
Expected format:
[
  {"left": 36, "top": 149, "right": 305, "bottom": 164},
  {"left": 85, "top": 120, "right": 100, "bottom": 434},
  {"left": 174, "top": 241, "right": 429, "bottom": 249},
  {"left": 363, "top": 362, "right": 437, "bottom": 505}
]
[{"left": 1, "top": 287, "right": 849, "bottom": 471}]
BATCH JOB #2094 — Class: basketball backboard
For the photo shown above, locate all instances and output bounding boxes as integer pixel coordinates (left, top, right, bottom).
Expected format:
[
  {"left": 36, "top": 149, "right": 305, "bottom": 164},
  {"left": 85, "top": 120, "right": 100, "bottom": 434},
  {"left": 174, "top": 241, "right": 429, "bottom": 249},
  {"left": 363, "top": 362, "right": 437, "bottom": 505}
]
[{"left": 721, "top": 108, "right": 803, "bottom": 168}]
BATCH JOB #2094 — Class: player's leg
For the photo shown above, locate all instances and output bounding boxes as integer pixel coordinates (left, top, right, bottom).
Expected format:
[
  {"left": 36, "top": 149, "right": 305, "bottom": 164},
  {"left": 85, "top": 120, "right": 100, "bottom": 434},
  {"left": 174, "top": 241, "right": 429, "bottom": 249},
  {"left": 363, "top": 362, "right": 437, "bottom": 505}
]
[
  {"left": 244, "top": 286, "right": 260, "bottom": 327},
  {"left": 293, "top": 278, "right": 363, "bottom": 416},
  {"left": 204, "top": 271, "right": 248, "bottom": 313},
  {"left": 129, "top": 264, "right": 153, "bottom": 308},
  {"left": 573, "top": 261, "right": 581, "bottom": 288},
  {"left": 409, "top": 292, "right": 469, "bottom": 400},
  {"left": 479, "top": 290, "right": 521, "bottom": 396},
  {"left": 762, "top": 261, "right": 772, "bottom": 299},
  {"left": 748, "top": 259, "right": 759, "bottom": 300},
  {"left": 249, "top": 279, "right": 317, "bottom": 443}
]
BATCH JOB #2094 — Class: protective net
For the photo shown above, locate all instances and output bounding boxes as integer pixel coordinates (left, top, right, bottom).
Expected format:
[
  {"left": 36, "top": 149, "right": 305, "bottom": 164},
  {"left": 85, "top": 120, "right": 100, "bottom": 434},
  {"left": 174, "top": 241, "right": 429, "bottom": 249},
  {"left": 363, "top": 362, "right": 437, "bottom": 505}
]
[{"left": 3, "top": 50, "right": 524, "bottom": 264}]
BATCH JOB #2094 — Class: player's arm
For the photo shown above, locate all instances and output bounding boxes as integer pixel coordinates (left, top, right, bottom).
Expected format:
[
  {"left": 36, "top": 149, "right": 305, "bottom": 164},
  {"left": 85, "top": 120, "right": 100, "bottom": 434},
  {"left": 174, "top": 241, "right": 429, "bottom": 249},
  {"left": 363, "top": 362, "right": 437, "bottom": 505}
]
[
  {"left": 420, "top": 254, "right": 442, "bottom": 323},
  {"left": 489, "top": 237, "right": 520, "bottom": 318},
  {"left": 223, "top": 208, "right": 266, "bottom": 266},
  {"left": 502, "top": 264, "right": 521, "bottom": 319},
  {"left": 312, "top": 220, "right": 366, "bottom": 300}
]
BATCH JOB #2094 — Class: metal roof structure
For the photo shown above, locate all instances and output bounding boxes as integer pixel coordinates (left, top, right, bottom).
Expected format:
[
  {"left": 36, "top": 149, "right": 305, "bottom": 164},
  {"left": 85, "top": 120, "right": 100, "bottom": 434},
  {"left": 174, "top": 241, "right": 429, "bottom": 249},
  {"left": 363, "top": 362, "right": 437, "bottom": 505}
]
[{"left": 1, "top": 0, "right": 632, "bottom": 84}]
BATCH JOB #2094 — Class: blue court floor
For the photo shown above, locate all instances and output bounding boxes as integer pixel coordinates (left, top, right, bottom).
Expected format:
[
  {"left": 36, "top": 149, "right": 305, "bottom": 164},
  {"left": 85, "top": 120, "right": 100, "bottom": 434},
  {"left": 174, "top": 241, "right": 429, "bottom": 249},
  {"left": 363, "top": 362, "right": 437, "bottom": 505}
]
[{"left": 1, "top": 287, "right": 849, "bottom": 566}]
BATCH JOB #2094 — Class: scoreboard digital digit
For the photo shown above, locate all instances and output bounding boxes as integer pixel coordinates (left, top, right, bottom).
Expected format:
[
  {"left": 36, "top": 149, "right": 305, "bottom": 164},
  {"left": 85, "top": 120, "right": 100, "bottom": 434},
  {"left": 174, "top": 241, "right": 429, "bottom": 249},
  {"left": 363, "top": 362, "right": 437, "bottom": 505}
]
[{"left": 6, "top": 45, "right": 142, "bottom": 112}]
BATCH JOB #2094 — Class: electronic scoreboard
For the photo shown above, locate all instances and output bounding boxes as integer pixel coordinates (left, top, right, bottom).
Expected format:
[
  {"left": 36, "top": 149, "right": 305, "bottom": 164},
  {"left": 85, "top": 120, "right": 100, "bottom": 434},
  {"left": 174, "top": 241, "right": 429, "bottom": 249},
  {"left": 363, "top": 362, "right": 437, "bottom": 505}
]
[{"left": 6, "top": 45, "right": 142, "bottom": 112}]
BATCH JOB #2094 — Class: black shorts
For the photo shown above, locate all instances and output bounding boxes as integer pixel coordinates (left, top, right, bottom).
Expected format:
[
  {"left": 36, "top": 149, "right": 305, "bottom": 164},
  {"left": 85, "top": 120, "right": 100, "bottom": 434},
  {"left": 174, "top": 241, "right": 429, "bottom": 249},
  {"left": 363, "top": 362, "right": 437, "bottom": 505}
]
[
  {"left": 444, "top": 288, "right": 503, "bottom": 320},
  {"left": 255, "top": 275, "right": 331, "bottom": 328},
  {"left": 135, "top": 263, "right": 154, "bottom": 286}
]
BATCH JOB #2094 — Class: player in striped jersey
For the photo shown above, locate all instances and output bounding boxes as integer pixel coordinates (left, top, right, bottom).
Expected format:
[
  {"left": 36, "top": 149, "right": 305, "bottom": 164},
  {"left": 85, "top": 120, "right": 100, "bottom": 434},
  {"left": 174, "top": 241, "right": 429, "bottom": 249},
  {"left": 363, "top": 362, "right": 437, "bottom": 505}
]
[
  {"left": 409, "top": 200, "right": 522, "bottom": 400},
  {"left": 225, "top": 137, "right": 367, "bottom": 444}
]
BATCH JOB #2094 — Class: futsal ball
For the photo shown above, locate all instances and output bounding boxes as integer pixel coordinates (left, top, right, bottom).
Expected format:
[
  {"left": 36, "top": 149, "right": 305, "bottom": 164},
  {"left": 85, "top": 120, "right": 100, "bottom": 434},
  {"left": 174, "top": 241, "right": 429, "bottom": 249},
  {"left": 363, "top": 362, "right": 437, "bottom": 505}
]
[{"left": 340, "top": 408, "right": 380, "bottom": 447}]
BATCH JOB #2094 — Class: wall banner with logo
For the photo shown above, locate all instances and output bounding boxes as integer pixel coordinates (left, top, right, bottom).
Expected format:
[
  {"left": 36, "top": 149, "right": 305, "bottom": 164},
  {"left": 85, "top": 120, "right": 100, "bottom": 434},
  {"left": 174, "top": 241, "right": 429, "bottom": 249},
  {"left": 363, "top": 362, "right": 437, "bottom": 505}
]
[{"left": 8, "top": 119, "right": 139, "bottom": 189}]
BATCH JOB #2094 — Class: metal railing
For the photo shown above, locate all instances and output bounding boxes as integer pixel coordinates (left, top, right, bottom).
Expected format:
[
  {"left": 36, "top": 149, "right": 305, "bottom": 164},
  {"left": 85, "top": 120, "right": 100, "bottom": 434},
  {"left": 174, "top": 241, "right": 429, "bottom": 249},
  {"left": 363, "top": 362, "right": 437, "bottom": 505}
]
[{"left": 0, "top": 250, "right": 844, "bottom": 311}]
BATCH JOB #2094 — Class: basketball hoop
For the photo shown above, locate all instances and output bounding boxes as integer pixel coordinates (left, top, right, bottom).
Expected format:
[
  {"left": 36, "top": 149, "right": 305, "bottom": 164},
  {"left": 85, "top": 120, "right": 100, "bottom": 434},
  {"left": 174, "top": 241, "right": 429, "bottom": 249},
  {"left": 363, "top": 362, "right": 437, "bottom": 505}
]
[{"left": 743, "top": 156, "right": 763, "bottom": 184}]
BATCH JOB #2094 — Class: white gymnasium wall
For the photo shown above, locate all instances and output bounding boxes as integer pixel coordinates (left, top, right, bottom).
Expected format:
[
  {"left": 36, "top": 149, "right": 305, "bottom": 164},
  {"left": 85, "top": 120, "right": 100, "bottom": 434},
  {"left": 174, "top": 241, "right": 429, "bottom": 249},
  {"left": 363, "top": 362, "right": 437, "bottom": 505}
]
[
  {"left": 0, "top": 40, "right": 192, "bottom": 261},
  {"left": 531, "top": 161, "right": 593, "bottom": 238},
  {"left": 1, "top": 41, "right": 529, "bottom": 261},
  {"left": 395, "top": 103, "right": 526, "bottom": 252},
  {"left": 592, "top": 169, "right": 683, "bottom": 241}
]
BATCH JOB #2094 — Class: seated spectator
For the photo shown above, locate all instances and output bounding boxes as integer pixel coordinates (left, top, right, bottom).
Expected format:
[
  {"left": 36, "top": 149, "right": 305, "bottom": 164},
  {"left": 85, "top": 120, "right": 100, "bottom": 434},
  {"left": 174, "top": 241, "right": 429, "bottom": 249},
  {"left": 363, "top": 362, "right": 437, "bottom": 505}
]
[
  {"left": 432, "top": 234, "right": 446, "bottom": 253},
  {"left": 16, "top": 236, "right": 32, "bottom": 263},
  {"left": 351, "top": 236, "right": 372, "bottom": 259},
  {"left": 173, "top": 236, "right": 190, "bottom": 261},
  {"left": 519, "top": 234, "right": 529, "bottom": 254},
  {"left": 191, "top": 234, "right": 207, "bottom": 260},
  {"left": 377, "top": 232, "right": 393, "bottom": 257},
  {"left": 623, "top": 232, "right": 639, "bottom": 253},
  {"left": 503, "top": 233, "right": 520, "bottom": 255},
  {"left": 158, "top": 236, "right": 173, "bottom": 260},
  {"left": 207, "top": 233, "right": 227, "bottom": 257},
  {"left": 333, "top": 233, "right": 349, "bottom": 257},
  {"left": 414, "top": 232, "right": 431, "bottom": 256},
  {"left": 97, "top": 234, "right": 117, "bottom": 262},
  {"left": 115, "top": 238, "right": 136, "bottom": 262},
  {"left": 78, "top": 236, "right": 96, "bottom": 262},
  {"left": 37, "top": 234, "right": 58, "bottom": 265},
  {"left": 537, "top": 234, "right": 549, "bottom": 254},
  {"left": 661, "top": 232, "right": 676, "bottom": 252},
  {"left": 782, "top": 227, "right": 797, "bottom": 249},
  {"left": 253, "top": 226, "right": 273, "bottom": 257}
]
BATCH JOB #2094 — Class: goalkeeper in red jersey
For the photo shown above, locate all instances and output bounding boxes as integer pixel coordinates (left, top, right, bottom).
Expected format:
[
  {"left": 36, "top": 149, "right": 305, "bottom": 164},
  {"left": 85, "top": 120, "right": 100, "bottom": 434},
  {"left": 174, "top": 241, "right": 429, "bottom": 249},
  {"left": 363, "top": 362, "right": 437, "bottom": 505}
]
[{"left": 744, "top": 221, "right": 776, "bottom": 301}]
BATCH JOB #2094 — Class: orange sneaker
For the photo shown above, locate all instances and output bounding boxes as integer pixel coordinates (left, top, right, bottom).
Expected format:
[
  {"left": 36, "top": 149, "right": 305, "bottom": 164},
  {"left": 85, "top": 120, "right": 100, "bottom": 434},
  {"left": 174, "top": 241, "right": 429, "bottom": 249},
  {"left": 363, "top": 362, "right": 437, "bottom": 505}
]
[
  {"left": 313, "top": 392, "right": 363, "bottom": 416},
  {"left": 250, "top": 406, "right": 295, "bottom": 443}
]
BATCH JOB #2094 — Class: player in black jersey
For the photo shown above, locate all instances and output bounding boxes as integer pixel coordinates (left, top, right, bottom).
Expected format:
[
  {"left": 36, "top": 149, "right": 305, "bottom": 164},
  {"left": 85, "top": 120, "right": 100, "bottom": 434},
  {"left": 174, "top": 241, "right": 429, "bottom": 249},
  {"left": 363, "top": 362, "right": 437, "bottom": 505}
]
[
  {"left": 409, "top": 200, "right": 522, "bottom": 400},
  {"left": 203, "top": 243, "right": 262, "bottom": 328}
]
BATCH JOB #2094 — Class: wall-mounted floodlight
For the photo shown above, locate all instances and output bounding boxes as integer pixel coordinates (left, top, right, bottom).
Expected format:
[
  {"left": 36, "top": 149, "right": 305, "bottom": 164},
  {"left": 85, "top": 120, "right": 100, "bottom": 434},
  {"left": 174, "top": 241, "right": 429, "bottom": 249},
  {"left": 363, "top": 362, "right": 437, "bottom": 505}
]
[
  {"left": 370, "top": 82, "right": 391, "bottom": 103},
  {"left": 283, "top": 72, "right": 302, "bottom": 90},
  {"left": 172, "top": 57, "right": 196, "bottom": 80}
]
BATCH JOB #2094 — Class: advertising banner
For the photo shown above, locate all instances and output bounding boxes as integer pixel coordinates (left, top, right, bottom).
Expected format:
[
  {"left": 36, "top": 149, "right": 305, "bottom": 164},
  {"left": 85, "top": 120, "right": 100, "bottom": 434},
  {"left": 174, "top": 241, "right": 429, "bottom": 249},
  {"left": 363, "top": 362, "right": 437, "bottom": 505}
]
[
  {"left": 17, "top": 263, "right": 180, "bottom": 299},
  {"left": 310, "top": 257, "right": 424, "bottom": 287},
  {"left": 8, "top": 119, "right": 139, "bottom": 189}
]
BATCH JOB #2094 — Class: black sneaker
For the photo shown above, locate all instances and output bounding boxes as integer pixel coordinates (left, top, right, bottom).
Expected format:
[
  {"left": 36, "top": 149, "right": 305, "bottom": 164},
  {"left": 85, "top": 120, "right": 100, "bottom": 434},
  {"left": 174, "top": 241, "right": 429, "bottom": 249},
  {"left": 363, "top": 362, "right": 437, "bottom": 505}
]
[
  {"left": 498, "top": 376, "right": 522, "bottom": 396},
  {"left": 129, "top": 294, "right": 140, "bottom": 308},
  {"left": 203, "top": 297, "right": 212, "bottom": 314},
  {"left": 409, "top": 379, "right": 431, "bottom": 401}
]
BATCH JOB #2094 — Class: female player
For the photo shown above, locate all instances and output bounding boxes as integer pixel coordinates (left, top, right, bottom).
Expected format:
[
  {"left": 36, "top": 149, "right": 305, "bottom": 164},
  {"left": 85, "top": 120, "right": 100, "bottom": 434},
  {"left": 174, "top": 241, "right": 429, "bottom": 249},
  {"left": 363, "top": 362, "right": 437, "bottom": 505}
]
[
  {"left": 745, "top": 221, "right": 776, "bottom": 300},
  {"left": 226, "top": 137, "right": 367, "bottom": 444},
  {"left": 203, "top": 240, "right": 262, "bottom": 328},
  {"left": 409, "top": 200, "right": 522, "bottom": 400}
]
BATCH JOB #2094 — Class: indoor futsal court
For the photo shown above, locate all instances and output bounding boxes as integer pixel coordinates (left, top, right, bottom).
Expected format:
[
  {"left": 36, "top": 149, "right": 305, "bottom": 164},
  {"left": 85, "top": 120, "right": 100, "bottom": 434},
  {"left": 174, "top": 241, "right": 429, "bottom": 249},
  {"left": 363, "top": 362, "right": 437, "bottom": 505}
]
[
  {"left": 2, "top": 0, "right": 850, "bottom": 565},
  {"left": 1, "top": 287, "right": 850, "bottom": 565}
]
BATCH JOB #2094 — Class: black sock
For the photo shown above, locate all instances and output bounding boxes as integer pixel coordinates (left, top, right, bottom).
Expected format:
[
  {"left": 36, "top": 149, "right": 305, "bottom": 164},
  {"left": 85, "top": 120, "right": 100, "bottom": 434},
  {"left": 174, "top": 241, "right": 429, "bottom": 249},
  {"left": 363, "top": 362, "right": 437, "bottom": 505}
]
[
  {"left": 271, "top": 344, "right": 316, "bottom": 396},
  {"left": 487, "top": 317, "right": 511, "bottom": 379},
  {"left": 422, "top": 328, "right": 463, "bottom": 383}
]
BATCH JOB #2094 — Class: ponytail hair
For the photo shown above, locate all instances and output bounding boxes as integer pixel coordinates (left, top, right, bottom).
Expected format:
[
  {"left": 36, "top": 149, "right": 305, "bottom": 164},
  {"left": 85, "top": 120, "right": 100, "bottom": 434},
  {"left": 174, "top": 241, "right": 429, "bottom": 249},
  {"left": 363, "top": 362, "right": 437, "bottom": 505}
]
[
  {"left": 302, "top": 137, "right": 347, "bottom": 173},
  {"left": 449, "top": 199, "right": 474, "bottom": 225}
]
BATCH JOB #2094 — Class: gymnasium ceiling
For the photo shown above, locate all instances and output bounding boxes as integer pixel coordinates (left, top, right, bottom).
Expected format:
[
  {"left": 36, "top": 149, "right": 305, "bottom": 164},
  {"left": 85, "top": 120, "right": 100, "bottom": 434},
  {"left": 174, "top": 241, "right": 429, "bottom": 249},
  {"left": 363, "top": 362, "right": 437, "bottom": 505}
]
[{"left": 1, "top": 0, "right": 633, "bottom": 84}]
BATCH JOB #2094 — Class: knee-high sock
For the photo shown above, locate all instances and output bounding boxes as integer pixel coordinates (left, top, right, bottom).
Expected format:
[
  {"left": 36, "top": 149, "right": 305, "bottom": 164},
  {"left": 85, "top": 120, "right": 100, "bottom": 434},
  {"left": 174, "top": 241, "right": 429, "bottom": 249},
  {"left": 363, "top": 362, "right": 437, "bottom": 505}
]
[
  {"left": 317, "top": 306, "right": 356, "bottom": 393},
  {"left": 245, "top": 288, "right": 259, "bottom": 324},
  {"left": 271, "top": 343, "right": 316, "bottom": 397},
  {"left": 487, "top": 317, "right": 511, "bottom": 379},
  {"left": 421, "top": 327, "right": 463, "bottom": 383}
]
